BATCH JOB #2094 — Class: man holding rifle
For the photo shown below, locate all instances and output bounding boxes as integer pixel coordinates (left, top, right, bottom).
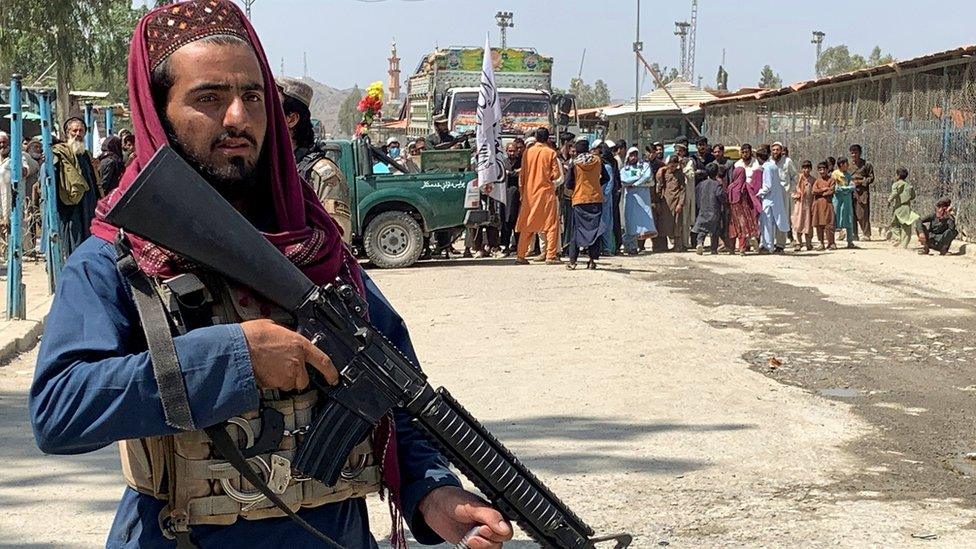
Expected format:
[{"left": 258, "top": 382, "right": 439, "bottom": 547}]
[{"left": 28, "top": 1, "right": 511, "bottom": 548}]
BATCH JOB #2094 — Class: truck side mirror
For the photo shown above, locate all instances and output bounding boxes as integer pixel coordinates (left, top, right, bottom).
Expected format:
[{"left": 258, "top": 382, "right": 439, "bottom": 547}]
[
  {"left": 558, "top": 96, "right": 574, "bottom": 116},
  {"left": 556, "top": 96, "right": 574, "bottom": 126}
]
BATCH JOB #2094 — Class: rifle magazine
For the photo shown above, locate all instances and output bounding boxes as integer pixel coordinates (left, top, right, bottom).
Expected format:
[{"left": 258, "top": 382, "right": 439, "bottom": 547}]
[{"left": 293, "top": 398, "right": 373, "bottom": 487}]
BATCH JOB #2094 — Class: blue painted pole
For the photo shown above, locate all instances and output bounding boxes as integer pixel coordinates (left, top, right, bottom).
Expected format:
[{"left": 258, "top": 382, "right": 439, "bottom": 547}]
[
  {"left": 6, "top": 75, "right": 26, "bottom": 319},
  {"left": 38, "top": 90, "right": 63, "bottom": 291},
  {"left": 105, "top": 106, "right": 114, "bottom": 137},
  {"left": 84, "top": 101, "right": 94, "bottom": 152}
]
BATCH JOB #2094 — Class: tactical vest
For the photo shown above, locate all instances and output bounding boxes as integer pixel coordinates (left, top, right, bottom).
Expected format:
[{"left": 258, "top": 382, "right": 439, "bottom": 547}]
[{"left": 117, "top": 268, "right": 381, "bottom": 537}]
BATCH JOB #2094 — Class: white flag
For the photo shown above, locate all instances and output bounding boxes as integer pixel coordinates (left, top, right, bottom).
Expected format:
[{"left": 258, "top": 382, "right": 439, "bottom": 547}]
[
  {"left": 91, "top": 118, "right": 102, "bottom": 157},
  {"left": 476, "top": 34, "right": 507, "bottom": 204}
]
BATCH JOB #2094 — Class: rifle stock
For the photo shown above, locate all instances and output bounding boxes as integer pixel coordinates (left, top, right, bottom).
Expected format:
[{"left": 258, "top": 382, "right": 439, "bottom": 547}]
[
  {"left": 106, "top": 145, "right": 632, "bottom": 549},
  {"left": 105, "top": 146, "right": 315, "bottom": 311}
]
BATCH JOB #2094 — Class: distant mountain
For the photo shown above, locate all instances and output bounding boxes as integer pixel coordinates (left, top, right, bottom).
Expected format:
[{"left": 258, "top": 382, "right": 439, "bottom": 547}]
[{"left": 300, "top": 77, "right": 354, "bottom": 137}]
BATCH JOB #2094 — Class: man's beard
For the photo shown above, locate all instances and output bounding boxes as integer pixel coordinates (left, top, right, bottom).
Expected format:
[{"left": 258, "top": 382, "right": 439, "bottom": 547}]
[
  {"left": 68, "top": 138, "right": 87, "bottom": 156},
  {"left": 163, "top": 119, "right": 261, "bottom": 201}
]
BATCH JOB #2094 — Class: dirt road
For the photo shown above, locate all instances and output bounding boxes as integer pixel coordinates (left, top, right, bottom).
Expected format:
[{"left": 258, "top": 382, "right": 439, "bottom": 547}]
[{"left": 2, "top": 241, "right": 975, "bottom": 547}]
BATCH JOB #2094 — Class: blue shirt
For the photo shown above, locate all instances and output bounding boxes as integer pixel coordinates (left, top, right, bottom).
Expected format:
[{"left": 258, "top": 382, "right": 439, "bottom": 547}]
[{"left": 29, "top": 237, "right": 460, "bottom": 548}]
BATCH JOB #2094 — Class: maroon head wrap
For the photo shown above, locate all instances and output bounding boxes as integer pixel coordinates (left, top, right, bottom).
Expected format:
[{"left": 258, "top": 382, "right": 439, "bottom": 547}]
[{"left": 90, "top": 0, "right": 404, "bottom": 539}]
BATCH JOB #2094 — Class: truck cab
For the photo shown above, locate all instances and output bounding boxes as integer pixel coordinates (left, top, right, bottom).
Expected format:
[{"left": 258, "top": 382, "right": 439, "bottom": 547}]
[
  {"left": 322, "top": 138, "right": 475, "bottom": 269},
  {"left": 442, "top": 87, "right": 581, "bottom": 142}
]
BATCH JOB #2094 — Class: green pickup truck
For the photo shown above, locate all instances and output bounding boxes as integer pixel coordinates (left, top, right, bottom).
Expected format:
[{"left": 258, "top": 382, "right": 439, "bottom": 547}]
[{"left": 321, "top": 138, "right": 476, "bottom": 268}]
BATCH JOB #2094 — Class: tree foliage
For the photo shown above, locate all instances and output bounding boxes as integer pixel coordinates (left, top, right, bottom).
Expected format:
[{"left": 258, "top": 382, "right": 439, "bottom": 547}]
[
  {"left": 758, "top": 65, "right": 783, "bottom": 89},
  {"left": 816, "top": 45, "right": 896, "bottom": 77},
  {"left": 565, "top": 77, "right": 612, "bottom": 109},
  {"left": 338, "top": 84, "right": 362, "bottom": 137},
  {"left": 649, "top": 63, "right": 680, "bottom": 88},
  {"left": 0, "top": 0, "right": 143, "bottom": 124}
]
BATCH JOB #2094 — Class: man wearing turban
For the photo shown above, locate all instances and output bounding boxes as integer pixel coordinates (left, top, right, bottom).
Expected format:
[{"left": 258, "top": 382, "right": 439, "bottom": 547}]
[{"left": 29, "top": 2, "right": 511, "bottom": 548}]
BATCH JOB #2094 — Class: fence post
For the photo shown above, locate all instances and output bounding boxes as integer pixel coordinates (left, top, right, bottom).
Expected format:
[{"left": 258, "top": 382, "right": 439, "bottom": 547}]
[
  {"left": 938, "top": 66, "right": 951, "bottom": 198},
  {"left": 84, "top": 101, "right": 94, "bottom": 152},
  {"left": 105, "top": 106, "right": 114, "bottom": 137},
  {"left": 6, "top": 75, "right": 26, "bottom": 320},
  {"left": 38, "top": 90, "right": 63, "bottom": 291}
]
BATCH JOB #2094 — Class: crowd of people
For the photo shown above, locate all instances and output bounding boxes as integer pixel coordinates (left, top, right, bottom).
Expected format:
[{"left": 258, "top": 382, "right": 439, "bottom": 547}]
[
  {"left": 457, "top": 130, "right": 961, "bottom": 267},
  {"left": 0, "top": 116, "right": 962, "bottom": 268},
  {"left": 0, "top": 120, "right": 136, "bottom": 260}
]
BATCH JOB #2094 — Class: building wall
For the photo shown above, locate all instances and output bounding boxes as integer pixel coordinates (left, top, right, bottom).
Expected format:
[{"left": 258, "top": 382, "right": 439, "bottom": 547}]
[
  {"left": 703, "top": 59, "right": 976, "bottom": 238},
  {"left": 606, "top": 112, "right": 705, "bottom": 146}
]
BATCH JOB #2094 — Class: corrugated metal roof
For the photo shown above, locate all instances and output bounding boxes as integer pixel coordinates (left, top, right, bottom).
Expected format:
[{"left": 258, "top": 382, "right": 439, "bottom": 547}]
[
  {"left": 602, "top": 79, "right": 717, "bottom": 117},
  {"left": 702, "top": 44, "right": 976, "bottom": 107}
]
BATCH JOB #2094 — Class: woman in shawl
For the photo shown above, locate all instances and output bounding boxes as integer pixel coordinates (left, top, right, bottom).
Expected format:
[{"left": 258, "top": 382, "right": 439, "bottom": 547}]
[
  {"left": 597, "top": 142, "right": 618, "bottom": 254},
  {"left": 726, "top": 166, "right": 761, "bottom": 255},
  {"left": 97, "top": 135, "right": 125, "bottom": 194},
  {"left": 619, "top": 146, "right": 657, "bottom": 254}
]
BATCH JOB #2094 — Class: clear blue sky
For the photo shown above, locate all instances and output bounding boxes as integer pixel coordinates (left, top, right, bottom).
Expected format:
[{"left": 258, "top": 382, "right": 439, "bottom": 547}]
[{"left": 235, "top": 0, "right": 973, "bottom": 99}]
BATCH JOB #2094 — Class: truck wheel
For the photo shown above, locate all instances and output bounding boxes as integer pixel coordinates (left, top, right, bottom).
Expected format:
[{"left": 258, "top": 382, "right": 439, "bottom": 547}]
[{"left": 364, "top": 211, "right": 424, "bottom": 269}]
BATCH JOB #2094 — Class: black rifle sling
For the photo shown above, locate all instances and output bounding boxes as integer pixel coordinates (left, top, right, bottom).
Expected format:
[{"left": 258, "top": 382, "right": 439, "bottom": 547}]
[
  {"left": 115, "top": 234, "right": 346, "bottom": 549},
  {"left": 115, "top": 234, "right": 196, "bottom": 432},
  {"left": 205, "top": 424, "right": 346, "bottom": 549}
]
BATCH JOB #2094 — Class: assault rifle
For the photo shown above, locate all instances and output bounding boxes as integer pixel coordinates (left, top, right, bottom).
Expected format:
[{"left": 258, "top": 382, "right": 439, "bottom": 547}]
[
  {"left": 106, "top": 146, "right": 631, "bottom": 549},
  {"left": 433, "top": 129, "right": 476, "bottom": 150}
]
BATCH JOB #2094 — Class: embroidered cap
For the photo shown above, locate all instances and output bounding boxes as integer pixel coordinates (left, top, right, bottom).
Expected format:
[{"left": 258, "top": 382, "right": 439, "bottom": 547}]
[{"left": 145, "top": 0, "right": 249, "bottom": 70}]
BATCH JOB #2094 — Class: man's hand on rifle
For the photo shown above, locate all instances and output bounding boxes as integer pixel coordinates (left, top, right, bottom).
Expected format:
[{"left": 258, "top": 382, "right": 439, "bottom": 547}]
[
  {"left": 419, "top": 486, "right": 513, "bottom": 548},
  {"left": 241, "top": 319, "right": 339, "bottom": 391}
]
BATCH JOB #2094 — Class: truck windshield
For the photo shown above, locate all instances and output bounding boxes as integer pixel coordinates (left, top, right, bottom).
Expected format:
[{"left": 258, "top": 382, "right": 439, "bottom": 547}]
[{"left": 451, "top": 92, "right": 550, "bottom": 136}]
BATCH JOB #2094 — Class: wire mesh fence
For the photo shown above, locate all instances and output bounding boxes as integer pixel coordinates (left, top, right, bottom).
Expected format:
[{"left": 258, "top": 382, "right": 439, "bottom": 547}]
[{"left": 704, "top": 59, "right": 976, "bottom": 239}]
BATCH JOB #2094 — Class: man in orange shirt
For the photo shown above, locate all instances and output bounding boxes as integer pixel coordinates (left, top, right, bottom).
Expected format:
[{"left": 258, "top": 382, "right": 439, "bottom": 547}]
[{"left": 515, "top": 127, "right": 562, "bottom": 264}]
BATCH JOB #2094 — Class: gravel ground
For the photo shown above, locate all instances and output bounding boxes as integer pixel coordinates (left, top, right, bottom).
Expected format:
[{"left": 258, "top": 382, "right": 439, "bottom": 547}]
[{"left": 2, "top": 240, "right": 975, "bottom": 548}]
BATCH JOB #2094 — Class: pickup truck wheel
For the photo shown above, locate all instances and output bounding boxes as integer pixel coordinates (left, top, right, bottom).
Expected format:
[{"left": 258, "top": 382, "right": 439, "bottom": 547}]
[{"left": 364, "top": 211, "right": 424, "bottom": 269}]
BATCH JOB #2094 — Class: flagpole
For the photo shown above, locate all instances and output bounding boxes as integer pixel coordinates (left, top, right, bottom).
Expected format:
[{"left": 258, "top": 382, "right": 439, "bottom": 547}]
[{"left": 476, "top": 32, "right": 506, "bottom": 205}]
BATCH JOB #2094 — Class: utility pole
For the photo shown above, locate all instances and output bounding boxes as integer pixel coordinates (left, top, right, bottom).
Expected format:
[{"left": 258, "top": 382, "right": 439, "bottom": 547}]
[
  {"left": 303, "top": 52, "right": 308, "bottom": 79},
  {"left": 495, "top": 12, "right": 513, "bottom": 49},
  {"left": 812, "top": 31, "right": 826, "bottom": 78},
  {"left": 634, "top": 0, "right": 642, "bottom": 113},
  {"left": 280, "top": 57, "right": 284, "bottom": 76},
  {"left": 243, "top": 0, "right": 257, "bottom": 19},
  {"left": 674, "top": 21, "right": 691, "bottom": 80}
]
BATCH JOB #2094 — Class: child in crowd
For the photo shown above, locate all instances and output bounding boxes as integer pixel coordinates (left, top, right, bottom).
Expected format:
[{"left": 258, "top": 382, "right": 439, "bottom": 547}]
[
  {"left": 811, "top": 161, "right": 836, "bottom": 250},
  {"left": 792, "top": 160, "right": 815, "bottom": 251},
  {"left": 832, "top": 158, "right": 856, "bottom": 248},
  {"left": 888, "top": 167, "right": 919, "bottom": 248}
]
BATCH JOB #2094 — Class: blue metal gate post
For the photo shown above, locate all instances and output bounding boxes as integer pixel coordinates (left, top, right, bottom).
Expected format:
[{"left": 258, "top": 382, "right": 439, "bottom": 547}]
[
  {"left": 84, "top": 101, "right": 94, "bottom": 152},
  {"left": 105, "top": 106, "right": 114, "bottom": 137},
  {"left": 38, "top": 90, "right": 63, "bottom": 291},
  {"left": 6, "top": 75, "right": 26, "bottom": 319}
]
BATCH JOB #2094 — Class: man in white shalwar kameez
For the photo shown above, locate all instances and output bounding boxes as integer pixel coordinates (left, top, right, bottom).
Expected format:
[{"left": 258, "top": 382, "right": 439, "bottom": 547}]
[{"left": 756, "top": 145, "right": 790, "bottom": 253}]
